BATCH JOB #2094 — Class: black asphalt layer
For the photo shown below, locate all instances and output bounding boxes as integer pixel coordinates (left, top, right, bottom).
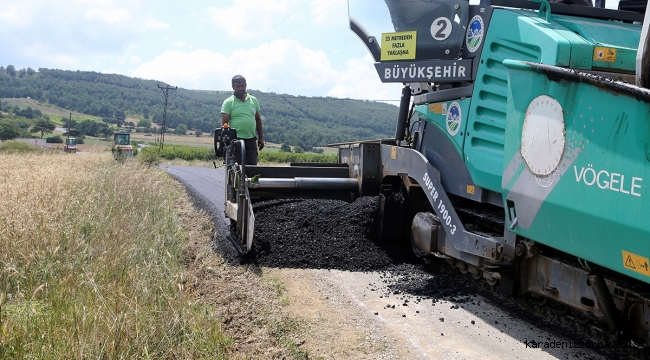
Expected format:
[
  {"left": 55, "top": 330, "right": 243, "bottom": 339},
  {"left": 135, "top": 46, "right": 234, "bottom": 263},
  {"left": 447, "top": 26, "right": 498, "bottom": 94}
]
[{"left": 164, "top": 164, "right": 626, "bottom": 360}]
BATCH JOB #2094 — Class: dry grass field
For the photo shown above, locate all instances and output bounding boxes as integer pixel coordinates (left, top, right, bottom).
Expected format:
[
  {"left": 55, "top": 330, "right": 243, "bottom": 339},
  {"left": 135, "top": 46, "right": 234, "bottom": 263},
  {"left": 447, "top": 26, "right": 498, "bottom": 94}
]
[{"left": 0, "top": 152, "right": 302, "bottom": 359}]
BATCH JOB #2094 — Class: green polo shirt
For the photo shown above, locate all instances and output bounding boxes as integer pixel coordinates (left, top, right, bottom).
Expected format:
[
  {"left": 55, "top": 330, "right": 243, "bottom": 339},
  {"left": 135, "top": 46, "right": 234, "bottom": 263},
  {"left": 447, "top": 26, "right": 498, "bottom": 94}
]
[{"left": 221, "top": 94, "right": 261, "bottom": 139}]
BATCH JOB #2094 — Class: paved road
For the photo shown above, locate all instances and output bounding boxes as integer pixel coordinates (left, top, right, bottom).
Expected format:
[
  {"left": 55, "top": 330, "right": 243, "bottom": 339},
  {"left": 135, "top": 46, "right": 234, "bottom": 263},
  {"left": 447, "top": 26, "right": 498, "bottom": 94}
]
[
  {"left": 162, "top": 164, "right": 608, "bottom": 360},
  {"left": 163, "top": 165, "right": 242, "bottom": 262}
]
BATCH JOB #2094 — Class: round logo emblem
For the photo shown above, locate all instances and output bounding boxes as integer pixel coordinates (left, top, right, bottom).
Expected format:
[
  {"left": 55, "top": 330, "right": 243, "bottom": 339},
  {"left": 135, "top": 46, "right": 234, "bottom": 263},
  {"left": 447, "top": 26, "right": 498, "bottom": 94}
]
[
  {"left": 520, "top": 95, "right": 565, "bottom": 176},
  {"left": 535, "top": 170, "right": 557, "bottom": 188},
  {"left": 446, "top": 102, "right": 462, "bottom": 136},
  {"left": 466, "top": 15, "right": 484, "bottom": 53}
]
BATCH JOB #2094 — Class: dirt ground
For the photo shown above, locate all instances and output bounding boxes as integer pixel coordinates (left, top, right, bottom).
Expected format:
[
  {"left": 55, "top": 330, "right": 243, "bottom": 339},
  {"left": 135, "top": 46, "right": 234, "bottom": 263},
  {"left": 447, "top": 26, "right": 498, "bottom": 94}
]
[{"left": 178, "top": 204, "right": 605, "bottom": 359}]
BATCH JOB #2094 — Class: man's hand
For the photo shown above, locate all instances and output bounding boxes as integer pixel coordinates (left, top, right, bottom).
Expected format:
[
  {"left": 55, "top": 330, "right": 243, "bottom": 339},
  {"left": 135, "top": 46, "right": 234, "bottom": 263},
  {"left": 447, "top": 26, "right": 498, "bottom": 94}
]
[{"left": 258, "top": 138, "right": 265, "bottom": 150}]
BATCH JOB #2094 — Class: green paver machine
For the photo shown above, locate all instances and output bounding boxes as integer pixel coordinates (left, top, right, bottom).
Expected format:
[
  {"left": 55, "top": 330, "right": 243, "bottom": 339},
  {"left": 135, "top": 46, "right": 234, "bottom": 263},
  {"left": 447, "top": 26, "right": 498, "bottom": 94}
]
[
  {"left": 216, "top": 0, "right": 650, "bottom": 345},
  {"left": 64, "top": 137, "right": 77, "bottom": 154}
]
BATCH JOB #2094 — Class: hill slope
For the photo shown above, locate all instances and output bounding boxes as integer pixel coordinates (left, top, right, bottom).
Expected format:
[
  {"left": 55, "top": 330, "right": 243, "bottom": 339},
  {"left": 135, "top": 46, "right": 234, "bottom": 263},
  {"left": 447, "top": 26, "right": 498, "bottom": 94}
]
[{"left": 0, "top": 68, "right": 399, "bottom": 147}]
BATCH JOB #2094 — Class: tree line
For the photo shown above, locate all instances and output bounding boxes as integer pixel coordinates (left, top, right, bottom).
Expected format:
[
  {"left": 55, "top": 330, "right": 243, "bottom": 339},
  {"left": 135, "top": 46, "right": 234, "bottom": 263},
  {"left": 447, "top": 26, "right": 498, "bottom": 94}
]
[{"left": 0, "top": 66, "right": 399, "bottom": 148}]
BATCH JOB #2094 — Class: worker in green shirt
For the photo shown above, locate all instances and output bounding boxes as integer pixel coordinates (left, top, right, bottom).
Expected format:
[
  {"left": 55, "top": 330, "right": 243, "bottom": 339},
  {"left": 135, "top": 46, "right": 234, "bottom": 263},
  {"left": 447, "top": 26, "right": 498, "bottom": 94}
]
[{"left": 221, "top": 75, "right": 264, "bottom": 165}]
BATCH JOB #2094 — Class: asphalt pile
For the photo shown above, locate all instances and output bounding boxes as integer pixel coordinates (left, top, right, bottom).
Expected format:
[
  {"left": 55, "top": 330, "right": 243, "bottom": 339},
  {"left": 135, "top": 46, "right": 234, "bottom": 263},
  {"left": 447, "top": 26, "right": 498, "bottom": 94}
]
[{"left": 247, "top": 196, "right": 396, "bottom": 271}]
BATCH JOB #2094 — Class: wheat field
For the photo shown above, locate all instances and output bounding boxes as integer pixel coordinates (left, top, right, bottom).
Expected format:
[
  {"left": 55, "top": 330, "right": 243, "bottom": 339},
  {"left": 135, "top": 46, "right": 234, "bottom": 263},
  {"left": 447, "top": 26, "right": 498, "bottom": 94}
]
[{"left": 0, "top": 152, "right": 227, "bottom": 359}]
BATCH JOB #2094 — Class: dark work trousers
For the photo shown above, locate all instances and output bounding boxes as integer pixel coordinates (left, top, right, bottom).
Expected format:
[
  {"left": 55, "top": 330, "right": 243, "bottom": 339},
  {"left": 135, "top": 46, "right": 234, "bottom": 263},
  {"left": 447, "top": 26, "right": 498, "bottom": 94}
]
[{"left": 234, "top": 137, "right": 259, "bottom": 166}]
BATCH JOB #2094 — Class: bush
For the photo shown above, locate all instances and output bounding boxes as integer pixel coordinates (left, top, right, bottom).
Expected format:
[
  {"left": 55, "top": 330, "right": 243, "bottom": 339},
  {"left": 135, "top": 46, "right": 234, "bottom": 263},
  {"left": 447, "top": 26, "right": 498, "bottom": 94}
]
[
  {"left": 138, "top": 149, "right": 160, "bottom": 165},
  {"left": 139, "top": 144, "right": 213, "bottom": 161},
  {"left": 46, "top": 135, "right": 63, "bottom": 143},
  {"left": 0, "top": 141, "right": 40, "bottom": 153},
  {"left": 258, "top": 151, "right": 337, "bottom": 164}
]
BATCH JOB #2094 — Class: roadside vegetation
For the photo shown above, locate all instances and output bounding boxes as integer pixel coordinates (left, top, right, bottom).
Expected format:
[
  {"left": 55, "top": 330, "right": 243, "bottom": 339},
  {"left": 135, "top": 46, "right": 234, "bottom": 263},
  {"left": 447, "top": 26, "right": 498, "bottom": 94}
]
[
  {"left": 0, "top": 152, "right": 309, "bottom": 359},
  {"left": 139, "top": 143, "right": 337, "bottom": 164},
  {"left": 0, "top": 141, "right": 43, "bottom": 153}
]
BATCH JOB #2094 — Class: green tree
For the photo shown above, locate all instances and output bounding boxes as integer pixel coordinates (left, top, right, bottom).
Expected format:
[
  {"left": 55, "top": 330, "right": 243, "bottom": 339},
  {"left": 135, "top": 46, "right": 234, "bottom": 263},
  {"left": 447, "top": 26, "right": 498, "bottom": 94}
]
[
  {"left": 0, "top": 121, "right": 20, "bottom": 140},
  {"left": 173, "top": 124, "right": 187, "bottom": 135},
  {"left": 99, "top": 127, "right": 114, "bottom": 140},
  {"left": 280, "top": 144, "right": 292, "bottom": 152},
  {"left": 30, "top": 118, "right": 56, "bottom": 138},
  {"left": 115, "top": 110, "right": 126, "bottom": 122},
  {"left": 195, "top": 130, "right": 203, "bottom": 137},
  {"left": 5, "top": 65, "right": 15, "bottom": 77},
  {"left": 293, "top": 145, "right": 304, "bottom": 153},
  {"left": 138, "top": 119, "right": 152, "bottom": 129}
]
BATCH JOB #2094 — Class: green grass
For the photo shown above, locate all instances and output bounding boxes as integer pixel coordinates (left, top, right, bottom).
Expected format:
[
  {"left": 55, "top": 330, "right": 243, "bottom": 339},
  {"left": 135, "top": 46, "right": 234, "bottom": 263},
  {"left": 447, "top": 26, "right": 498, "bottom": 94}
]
[
  {"left": 139, "top": 143, "right": 338, "bottom": 164},
  {"left": 2, "top": 98, "right": 93, "bottom": 120},
  {"left": 0, "top": 141, "right": 42, "bottom": 153},
  {"left": 258, "top": 151, "right": 337, "bottom": 163},
  {"left": 140, "top": 144, "right": 213, "bottom": 161}
]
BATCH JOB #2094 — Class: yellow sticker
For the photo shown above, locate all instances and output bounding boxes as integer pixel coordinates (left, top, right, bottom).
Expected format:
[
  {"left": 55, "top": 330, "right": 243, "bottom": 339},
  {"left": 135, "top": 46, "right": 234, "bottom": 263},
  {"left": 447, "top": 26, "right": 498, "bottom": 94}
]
[
  {"left": 429, "top": 103, "right": 443, "bottom": 114},
  {"left": 594, "top": 47, "right": 616, "bottom": 62},
  {"left": 381, "top": 31, "right": 417, "bottom": 61},
  {"left": 391, "top": 146, "right": 397, "bottom": 159},
  {"left": 467, "top": 185, "right": 475, "bottom": 195},
  {"left": 622, "top": 250, "right": 650, "bottom": 277}
]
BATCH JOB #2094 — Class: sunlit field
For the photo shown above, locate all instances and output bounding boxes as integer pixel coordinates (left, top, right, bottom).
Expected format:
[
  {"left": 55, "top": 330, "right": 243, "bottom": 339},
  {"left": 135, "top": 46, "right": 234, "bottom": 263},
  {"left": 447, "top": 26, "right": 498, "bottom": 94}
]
[{"left": 0, "top": 152, "right": 227, "bottom": 359}]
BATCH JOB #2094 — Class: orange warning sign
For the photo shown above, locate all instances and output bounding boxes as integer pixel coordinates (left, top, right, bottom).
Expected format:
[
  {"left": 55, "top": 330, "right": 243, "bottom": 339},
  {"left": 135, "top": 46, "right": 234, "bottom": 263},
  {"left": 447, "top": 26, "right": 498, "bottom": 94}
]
[
  {"left": 594, "top": 47, "right": 617, "bottom": 62},
  {"left": 622, "top": 250, "right": 650, "bottom": 277}
]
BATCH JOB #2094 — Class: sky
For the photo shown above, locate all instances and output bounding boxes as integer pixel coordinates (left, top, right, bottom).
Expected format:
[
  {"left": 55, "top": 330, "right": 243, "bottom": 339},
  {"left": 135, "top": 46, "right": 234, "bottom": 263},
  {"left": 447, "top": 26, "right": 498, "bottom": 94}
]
[
  {"left": 0, "top": 0, "right": 624, "bottom": 103},
  {"left": 0, "top": 0, "right": 404, "bottom": 102}
]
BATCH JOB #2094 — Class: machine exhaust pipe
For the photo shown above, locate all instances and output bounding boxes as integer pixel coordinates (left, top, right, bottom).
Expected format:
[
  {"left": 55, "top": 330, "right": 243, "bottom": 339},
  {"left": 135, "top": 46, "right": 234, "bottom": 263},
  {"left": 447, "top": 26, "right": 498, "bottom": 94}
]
[{"left": 395, "top": 85, "right": 411, "bottom": 141}]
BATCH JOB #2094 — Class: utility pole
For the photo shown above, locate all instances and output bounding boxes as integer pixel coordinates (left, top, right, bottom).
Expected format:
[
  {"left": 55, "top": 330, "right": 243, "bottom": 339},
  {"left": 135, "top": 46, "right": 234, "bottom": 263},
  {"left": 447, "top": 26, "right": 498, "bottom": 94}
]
[{"left": 157, "top": 85, "right": 177, "bottom": 151}]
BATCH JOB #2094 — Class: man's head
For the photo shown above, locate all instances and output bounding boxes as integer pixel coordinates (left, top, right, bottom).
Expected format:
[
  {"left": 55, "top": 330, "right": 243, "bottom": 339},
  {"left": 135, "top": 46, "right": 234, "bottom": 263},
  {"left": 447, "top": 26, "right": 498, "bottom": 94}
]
[{"left": 232, "top": 75, "right": 247, "bottom": 97}]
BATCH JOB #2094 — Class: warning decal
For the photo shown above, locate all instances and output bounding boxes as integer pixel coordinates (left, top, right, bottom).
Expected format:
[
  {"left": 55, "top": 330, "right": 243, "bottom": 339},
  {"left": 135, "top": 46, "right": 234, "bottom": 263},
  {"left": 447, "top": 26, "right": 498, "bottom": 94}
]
[
  {"left": 381, "top": 31, "right": 417, "bottom": 61},
  {"left": 594, "top": 47, "right": 617, "bottom": 62},
  {"left": 622, "top": 250, "right": 650, "bottom": 277}
]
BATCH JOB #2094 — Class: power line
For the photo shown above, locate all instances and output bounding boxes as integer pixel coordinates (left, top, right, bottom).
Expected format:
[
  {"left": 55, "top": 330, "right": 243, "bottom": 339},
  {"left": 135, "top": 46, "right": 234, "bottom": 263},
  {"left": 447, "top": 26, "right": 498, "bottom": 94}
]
[{"left": 157, "top": 85, "right": 177, "bottom": 151}]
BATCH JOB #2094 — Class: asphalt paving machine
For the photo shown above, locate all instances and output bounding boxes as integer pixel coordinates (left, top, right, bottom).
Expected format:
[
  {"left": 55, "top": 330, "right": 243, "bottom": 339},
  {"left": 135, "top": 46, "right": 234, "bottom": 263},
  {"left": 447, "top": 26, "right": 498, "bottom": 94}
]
[
  {"left": 64, "top": 136, "right": 77, "bottom": 154},
  {"left": 112, "top": 131, "right": 133, "bottom": 158},
  {"left": 216, "top": 0, "right": 650, "bottom": 346}
]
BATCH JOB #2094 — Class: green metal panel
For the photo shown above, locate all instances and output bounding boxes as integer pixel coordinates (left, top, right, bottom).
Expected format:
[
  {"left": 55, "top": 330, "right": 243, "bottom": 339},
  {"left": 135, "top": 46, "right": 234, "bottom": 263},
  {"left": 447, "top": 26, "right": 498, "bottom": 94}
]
[
  {"left": 465, "top": 10, "right": 552, "bottom": 192},
  {"left": 415, "top": 98, "right": 471, "bottom": 156},
  {"left": 465, "top": 8, "right": 637, "bottom": 193},
  {"left": 553, "top": 15, "right": 640, "bottom": 72},
  {"left": 502, "top": 60, "right": 650, "bottom": 284}
]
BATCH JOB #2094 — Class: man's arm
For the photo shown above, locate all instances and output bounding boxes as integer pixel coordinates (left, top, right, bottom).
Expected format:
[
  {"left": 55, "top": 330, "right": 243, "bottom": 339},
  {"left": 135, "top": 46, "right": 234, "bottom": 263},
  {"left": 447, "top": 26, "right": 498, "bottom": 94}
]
[
  {"left": 221, "top": 113, "right": 230, "bottom": 126},
  {"left": 255, "top": 111, "right": 264, "bottom": 150}
]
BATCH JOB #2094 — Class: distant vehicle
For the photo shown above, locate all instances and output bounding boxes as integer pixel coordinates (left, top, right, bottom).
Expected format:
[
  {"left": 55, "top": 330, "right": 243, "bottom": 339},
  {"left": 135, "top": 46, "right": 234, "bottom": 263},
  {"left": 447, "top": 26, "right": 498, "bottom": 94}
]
[
  {"left": 64, "top": 137, "right": 77, "bottom": 154},
  {"left": 112, "top": 131, "right": 133, "bottom": 159},
  {"left": 144, "top": 133, "right": 152, "bottom": 136}
]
